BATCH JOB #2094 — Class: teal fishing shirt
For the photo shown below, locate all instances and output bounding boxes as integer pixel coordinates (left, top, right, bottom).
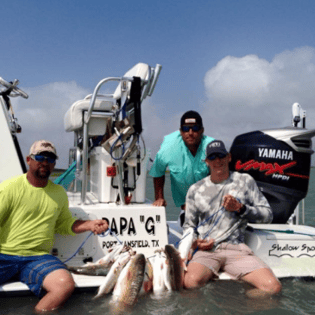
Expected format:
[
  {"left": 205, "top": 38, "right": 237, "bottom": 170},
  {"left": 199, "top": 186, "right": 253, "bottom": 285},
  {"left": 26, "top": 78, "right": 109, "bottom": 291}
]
[{"left": 149, "top": 131, "right": 214, "bottom": 207}]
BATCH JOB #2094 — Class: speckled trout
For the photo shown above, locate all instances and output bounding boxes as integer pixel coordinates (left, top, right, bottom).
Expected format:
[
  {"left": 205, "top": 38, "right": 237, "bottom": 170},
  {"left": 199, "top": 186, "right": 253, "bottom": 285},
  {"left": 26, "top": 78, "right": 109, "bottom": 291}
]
[
  {"left": 164, "top": 244, "right": 184, "bottom": 291},
  {"left": 94, "top": 251, "right": 131, "bottom": 298},
  {"left": 150, "top": 250, "right": 166, "bottom": 294},
  {"left": 112, "top": 253, "right": 146, "bottom": 306},
  {"left": 139, "top": 259, "right": 153, "bottom": 294},
  {"left": 178, "top": 227, "right": 195, "bottom": 267},
  {"left": 67, "top": 261, "right": 114, "bottom": 276},
  {"left": 161, "top": 249, "right": 172, "bottom": 291},
  {"left": 67, "top": 244, "right": 128, "bottom": 276}
]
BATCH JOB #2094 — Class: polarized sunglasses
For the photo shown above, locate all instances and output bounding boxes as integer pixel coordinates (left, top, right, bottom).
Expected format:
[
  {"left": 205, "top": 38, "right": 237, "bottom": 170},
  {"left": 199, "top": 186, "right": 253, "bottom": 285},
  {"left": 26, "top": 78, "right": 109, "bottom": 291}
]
[
  {"left": 181, "top": 125, "right": 202, "bottom": 132},
  {"left": 31, "top": 154, "right": 56, "bottom": 164},
  {"left": 208, "top": 153, "right": 227, "bottom": 161}
]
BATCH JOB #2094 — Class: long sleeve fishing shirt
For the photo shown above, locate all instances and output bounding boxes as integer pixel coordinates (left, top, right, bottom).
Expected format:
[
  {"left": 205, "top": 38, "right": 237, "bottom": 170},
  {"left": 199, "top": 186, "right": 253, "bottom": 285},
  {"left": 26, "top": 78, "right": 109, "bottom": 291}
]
[
  {"left": 0, "top": 174, "right": 76, "bottom": 256},
  {"left": 183, "top": 171, "right": 272, "bottom": 245}
]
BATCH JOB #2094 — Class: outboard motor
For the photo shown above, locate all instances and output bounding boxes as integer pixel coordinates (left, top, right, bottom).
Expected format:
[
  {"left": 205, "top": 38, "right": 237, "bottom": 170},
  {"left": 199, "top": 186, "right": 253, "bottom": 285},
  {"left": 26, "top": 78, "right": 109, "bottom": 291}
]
[{"left": 230, "top": 125, "right": 315, "bottom": 224}]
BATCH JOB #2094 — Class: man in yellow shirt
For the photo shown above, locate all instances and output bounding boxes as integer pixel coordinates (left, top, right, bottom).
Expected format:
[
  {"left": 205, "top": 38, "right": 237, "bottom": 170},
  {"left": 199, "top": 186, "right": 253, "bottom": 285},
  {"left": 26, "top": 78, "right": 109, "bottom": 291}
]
[{"left": 0, "top": 140, "right": 108, "bottom": 312}]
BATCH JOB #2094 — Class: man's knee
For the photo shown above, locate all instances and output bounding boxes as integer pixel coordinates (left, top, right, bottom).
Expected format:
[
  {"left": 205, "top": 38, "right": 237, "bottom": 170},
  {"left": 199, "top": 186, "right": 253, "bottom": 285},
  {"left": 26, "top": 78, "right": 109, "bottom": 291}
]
[
  {"left": 242, "top": 268, "right": 282, "bottom": 295},
  {"left": 261, "top": 277, "right": 282, "bottom": 295},
  {"left": 43, "top": 269, "right": 75, "bottom": 294},
  {"left": 184, "top": 272, "right": 209, "bottom": 290}
]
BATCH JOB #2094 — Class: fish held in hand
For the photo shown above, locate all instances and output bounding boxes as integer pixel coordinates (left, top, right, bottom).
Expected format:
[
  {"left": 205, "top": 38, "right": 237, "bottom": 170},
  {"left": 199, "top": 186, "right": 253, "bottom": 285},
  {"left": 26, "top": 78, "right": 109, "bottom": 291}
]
[
  {"left": 164, "top": 244, "right": 184, "bottom": 291},
  {"left": 67, "top": 261, "right": 114, "bottom": 276},
  {"left": 139, "top": 259, "right": 153, "bottom": 295},
  {"left": 150, "top": 250, "right": 166, "bottom": 294},
  {"left": 95, "top": 243, "right": 126, "bottom": 264},
  {"left": 112, "top": 253, "right": 146, "bottom": 306},
  {"left": 67, "top": 244, "right": 129, "bottom": 276},
  {"left": 178, "top": 227, "right": 195, "bottom": 267},
  {"left": 94, "top": 251, "right": 131, "bottom": 299}
]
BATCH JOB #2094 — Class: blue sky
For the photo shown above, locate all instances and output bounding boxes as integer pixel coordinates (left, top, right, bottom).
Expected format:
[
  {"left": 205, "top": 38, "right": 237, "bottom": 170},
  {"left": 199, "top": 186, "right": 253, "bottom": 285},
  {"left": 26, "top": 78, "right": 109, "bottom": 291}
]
[{"left": 2, "top": 0, "right": 315, "bottom": 167}]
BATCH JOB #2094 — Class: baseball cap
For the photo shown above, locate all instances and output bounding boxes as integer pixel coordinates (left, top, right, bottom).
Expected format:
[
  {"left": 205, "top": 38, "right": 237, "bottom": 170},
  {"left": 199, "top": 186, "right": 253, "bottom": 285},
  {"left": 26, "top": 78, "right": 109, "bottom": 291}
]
[
  {"left": 29, "top": 140, "right": 58, "bottom": 159},
  {"left": 180, "top": 110, "right": 203, "bottom": 127},
  {"left": 206, "top": 140, "right": 228, "bottom": 159}
]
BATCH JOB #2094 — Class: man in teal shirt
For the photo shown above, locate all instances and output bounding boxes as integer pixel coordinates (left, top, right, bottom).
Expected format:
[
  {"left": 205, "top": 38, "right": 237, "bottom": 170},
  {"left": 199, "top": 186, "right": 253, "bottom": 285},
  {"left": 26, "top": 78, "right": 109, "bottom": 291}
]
[{"left": 149, "top": 111, "right": 214, "bottom": 225}]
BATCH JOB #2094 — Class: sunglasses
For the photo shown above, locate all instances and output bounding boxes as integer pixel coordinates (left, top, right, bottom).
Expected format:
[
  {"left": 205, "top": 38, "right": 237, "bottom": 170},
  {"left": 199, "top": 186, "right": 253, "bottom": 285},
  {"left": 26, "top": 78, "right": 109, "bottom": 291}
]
[
  {"left": 31, "top": 154, "right": 56, "bottom": 164},
  {"left": 208, "top": 153, "right": 227, "bottom": 161},
  {"left": 181, "top": 125, "right": 202, "bottom": 132}
]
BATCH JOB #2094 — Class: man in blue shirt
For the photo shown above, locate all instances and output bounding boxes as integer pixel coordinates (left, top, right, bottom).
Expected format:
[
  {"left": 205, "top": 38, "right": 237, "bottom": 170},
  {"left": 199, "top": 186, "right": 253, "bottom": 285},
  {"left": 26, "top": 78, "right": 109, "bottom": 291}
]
[{"left": 149, "top": 111, "right": 214, "bottom": 225}]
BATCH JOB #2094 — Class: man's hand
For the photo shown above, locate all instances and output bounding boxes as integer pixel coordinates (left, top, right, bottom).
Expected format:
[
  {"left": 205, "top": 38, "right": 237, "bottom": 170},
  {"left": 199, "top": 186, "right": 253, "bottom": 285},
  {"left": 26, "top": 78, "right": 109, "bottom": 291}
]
[
  {"left": 72, "top": 219, "right": 109, "bottom": 234},
  {"left": 89, "top": 219, "right": 109, "bottom": 234},
  {"left": 153, "top": 176, "right": 166, "bottom": 207},
  {"left": 192, "top": 238, "right": 215, "bottom": 251},
  {"left": 152, "top": 198, "right": 167, "bottom": 207},
  {"left": 222, "top": 194, "right": 243, "bottom": 212}
]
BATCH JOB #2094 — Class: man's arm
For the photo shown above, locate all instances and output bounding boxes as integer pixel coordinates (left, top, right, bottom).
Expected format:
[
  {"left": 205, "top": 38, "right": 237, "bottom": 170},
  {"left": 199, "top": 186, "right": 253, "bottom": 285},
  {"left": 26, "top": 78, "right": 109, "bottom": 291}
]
[
  {"left": 72, "top": 219, "right": 108, "bottom": 235},
  {"left": 184, "top": 184, "right": 214, "bottom": 252},
  {"left": 152, "top": 176, "right": 167, "bottom": 206},
  {"left": 222, "top": 176, "right": 272, "bottom": 223}
]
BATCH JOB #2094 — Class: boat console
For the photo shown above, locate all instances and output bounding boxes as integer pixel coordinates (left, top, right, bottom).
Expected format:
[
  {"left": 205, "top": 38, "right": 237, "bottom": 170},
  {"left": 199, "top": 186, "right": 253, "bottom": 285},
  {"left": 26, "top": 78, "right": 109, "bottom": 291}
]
[{"left": 52, "top": 63, "right": 168, "bottom": 268}]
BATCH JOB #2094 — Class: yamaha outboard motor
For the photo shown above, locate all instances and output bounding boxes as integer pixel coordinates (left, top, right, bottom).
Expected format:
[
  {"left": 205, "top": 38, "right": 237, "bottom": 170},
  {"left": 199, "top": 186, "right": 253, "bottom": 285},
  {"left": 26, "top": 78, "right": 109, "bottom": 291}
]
[{"left": 230, "top": 127, "right": 315, "bottom": 223}]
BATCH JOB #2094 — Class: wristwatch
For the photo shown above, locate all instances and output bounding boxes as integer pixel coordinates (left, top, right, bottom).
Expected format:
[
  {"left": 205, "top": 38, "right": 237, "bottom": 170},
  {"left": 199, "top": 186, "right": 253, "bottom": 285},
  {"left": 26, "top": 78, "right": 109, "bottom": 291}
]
[{"left": 237, "top": 204, "right": 246, "bottom": 215}]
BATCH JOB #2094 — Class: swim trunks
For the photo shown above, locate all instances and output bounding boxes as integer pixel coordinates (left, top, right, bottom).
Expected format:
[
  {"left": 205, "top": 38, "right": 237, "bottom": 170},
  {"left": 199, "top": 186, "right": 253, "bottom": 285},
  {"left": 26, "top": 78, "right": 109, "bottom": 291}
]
[
  {"left": 0, "top": 253, "right": 68, "bottom": 296},
  {"left": 189, "top": 242, "right": 269, "bottom": 280}
]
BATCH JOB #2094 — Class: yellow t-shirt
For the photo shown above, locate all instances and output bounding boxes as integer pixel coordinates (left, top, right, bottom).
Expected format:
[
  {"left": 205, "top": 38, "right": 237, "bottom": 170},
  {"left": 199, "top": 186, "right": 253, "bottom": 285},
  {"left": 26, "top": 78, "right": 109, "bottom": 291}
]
[{"left": 0, "top": 174, "right": 76, "bottom": 256}]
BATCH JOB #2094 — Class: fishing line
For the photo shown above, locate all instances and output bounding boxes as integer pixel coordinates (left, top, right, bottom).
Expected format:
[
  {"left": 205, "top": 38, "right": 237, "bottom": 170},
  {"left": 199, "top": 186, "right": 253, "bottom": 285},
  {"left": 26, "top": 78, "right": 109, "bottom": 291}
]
[
  {"left": 176, "top": 184, "right": 233, "bottom": 247},
  {"left": 98, "top": 228, "right": 123, "bottom": 245},
  {"left": 62, "top": 228, "right": 123, "bottom": 263},
  {"left": 174, "top": 208, "right": 223, "bottom": 247},
  {"left": 62, "top": 231, "right": 94, "bottom": 264},
  {"left": 178, "top": 188, "right": 242, "bottom": 265},
  {"left": 190, "top": 195, "right": 241, "bottom": 256}
]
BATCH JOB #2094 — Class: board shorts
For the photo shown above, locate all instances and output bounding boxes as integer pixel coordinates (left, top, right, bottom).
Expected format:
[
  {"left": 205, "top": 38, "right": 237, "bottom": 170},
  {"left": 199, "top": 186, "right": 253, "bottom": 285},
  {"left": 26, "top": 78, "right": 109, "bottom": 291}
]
[
  {"left": 0, "top": 253, "right": 68, "bottom": 296},
  {"left": 189, "top": 242, "right": 270, "bottom": 280}
]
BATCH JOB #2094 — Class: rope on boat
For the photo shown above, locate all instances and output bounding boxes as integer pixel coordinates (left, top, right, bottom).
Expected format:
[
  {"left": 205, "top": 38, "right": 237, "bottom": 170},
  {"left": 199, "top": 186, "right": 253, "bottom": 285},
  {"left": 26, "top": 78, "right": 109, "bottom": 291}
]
[
  {"left": 174, "top": 207, "right": 224, "bottom": 248},
  {"left": 63, "top": 231, "right": 94, "bottom": 264},
  {"left": 175, "top": 184, "right": 234, "bottom": 247},
  {"left": 176, "top": 195, "right": 241, "bottom": 263},
  {"left": 62, "top": 228, "right": 123, "bottom": 264}
]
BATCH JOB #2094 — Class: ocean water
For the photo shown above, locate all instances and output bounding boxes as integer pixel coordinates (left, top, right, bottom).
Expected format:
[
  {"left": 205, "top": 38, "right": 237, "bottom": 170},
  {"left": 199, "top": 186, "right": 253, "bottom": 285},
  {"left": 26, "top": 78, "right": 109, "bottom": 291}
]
[{"left": 2, "top": 170, "right": 315, "bottom": 315}]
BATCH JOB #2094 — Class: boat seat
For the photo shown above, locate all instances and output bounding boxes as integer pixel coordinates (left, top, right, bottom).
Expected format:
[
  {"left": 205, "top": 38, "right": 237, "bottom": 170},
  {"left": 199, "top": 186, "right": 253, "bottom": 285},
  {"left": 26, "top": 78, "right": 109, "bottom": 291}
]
[
  {"left": 112, "top": 62, "right": 150, "bottom": 100},
  {"left": 64, "top": 98, "right": 115, "bottom": 136},
  {"left": 64, "top": 62, "right": 150, "bottom": 137}
]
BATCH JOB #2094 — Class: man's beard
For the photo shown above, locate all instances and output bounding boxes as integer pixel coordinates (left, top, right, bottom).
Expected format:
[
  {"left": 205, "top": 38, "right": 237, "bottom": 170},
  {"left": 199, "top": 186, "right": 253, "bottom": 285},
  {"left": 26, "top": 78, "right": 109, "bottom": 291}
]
[{"left": 35, "top": 168, "right": 51, "bottom": 179}]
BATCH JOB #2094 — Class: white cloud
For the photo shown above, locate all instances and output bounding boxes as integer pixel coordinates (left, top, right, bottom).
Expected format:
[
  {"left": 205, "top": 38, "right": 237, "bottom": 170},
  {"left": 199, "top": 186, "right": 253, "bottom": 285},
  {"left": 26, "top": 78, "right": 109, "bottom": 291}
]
[
  {"left": 12, "top": 81, "right": 90, "bottom": 168},
  {"left": 202, "top": 46, "right": 315, "bottom": 152}
]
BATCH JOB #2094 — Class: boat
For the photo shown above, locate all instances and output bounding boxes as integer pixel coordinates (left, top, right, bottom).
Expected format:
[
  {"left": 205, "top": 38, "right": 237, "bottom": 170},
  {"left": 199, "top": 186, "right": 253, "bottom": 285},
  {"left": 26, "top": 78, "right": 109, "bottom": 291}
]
[{"left": 1, "top": 63, "right": 315, "bottom": 297}]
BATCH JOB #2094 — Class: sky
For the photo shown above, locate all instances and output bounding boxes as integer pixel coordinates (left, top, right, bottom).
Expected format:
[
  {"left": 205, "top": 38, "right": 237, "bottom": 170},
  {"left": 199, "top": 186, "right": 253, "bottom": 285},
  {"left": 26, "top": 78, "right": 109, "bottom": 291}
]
[{"left": 2, "top": 0, "right": 315, "bottom": 168}]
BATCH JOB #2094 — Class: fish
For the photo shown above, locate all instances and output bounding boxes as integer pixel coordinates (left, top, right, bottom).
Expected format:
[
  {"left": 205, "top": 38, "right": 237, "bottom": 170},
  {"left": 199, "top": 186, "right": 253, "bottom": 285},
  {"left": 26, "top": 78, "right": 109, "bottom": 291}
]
[
  {"left": 94, "top": 251, "right": 131, "bottom": 299},
  {"left": 178, "top": 227, "right": 195, "bottom": 267},
  {"left": 67, "top": 243, "right": 130, "bottom": 276},
  {"left": 139, "top": 259, "right": 153, "bottom": 294},
  {"left": 150, "top": 250, "right": 166, "bottom": 294},
  {"left": 112, "top": 253, "right": 146, "bottom": 306},
  {"left": 67, "top": 261, "right": 114, "bottom": 276},
  {"left": 95, "top": 243, "right": 126, "bottom": 264},
  {"left": 164, "top": 244, "right": 184, "bottom": 291},
  {"left": 161, "top": 250, "right": 172, "bottom": 291}
]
